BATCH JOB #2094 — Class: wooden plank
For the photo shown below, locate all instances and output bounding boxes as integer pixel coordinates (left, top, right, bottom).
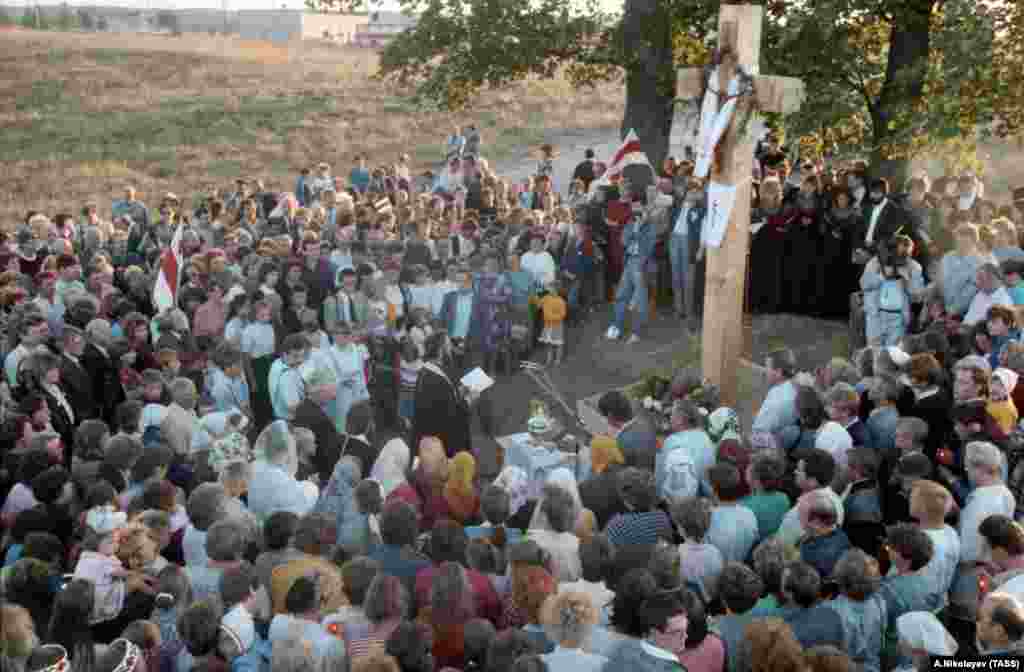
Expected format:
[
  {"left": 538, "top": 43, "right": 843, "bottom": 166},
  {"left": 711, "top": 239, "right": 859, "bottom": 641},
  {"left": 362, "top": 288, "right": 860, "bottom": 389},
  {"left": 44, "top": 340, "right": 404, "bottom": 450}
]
[{"left": 700, "top": 3, "right": 762, "bottom": 408}]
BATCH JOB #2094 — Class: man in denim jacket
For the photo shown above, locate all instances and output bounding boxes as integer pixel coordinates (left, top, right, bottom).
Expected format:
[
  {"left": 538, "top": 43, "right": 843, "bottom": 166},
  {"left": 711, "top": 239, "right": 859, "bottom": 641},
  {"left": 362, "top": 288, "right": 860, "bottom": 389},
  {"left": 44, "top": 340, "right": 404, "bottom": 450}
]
[{"left": 607, "top": 200, "right": 659, "bottom": 343}]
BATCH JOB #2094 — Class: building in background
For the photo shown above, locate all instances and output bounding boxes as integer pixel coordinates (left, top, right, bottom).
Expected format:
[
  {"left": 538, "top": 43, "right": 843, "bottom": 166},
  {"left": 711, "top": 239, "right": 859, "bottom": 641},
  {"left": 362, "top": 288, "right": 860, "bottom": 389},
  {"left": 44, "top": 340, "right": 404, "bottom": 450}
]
[
  {"left": 220, "top": 8, "right": 367, "bottom": 42},
  {"left": 353, "top": 10, "right": 416, "bottom": 48}
]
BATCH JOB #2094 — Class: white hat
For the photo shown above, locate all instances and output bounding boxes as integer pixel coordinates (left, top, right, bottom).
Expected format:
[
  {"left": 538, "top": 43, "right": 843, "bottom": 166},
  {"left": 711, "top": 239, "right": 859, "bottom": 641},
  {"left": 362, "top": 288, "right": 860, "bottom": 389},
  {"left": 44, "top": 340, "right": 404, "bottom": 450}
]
[
  {"left": 995, "top": 367, "right": 1020, "bottom": 395},
  {"left": 221, "top": 605, "right": 256, "bottom": 655},
  {"left": 886, "top": 346, "right": 910, "bottom": 368},
  {"left": 86, "top": 506, "right": 127, "bottom": 535},
  {"left": 896, "top": 612, "right": 957, "bottom": 656}
]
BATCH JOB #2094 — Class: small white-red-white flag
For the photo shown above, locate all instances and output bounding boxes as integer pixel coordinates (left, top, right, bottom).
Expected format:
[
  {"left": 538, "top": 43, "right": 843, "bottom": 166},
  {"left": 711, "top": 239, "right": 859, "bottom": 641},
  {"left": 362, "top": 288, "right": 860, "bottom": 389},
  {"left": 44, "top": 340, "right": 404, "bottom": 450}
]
[
  {"left": 594, "top": 129, "right": 653, "bottom": 187},
  {"left": 152, "top": 222, "right": 183, "bottom": 314}
]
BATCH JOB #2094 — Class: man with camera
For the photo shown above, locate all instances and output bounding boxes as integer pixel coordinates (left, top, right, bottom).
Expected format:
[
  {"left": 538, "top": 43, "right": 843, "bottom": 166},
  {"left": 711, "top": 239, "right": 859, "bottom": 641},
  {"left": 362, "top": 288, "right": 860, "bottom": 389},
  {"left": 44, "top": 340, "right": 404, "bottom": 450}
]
[{"left": 860, "top": 234, "right": 925, "bottom": 347}]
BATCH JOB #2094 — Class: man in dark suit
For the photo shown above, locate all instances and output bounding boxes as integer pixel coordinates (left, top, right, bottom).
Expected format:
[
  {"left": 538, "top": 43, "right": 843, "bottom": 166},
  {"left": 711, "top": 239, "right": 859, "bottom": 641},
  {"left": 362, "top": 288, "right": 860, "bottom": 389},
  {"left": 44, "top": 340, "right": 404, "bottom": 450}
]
[
  {"left": 854, "top": 178, "right": 930, "bottom": 277},
  {"left": 82, "top": 319, "right": 125, "bottom": 427},
  {"left": 58, "top": 325, "right": 96, "bottom": 421},
  {"left": 597, "top": 390, "right": 658, "bottom": 473}
]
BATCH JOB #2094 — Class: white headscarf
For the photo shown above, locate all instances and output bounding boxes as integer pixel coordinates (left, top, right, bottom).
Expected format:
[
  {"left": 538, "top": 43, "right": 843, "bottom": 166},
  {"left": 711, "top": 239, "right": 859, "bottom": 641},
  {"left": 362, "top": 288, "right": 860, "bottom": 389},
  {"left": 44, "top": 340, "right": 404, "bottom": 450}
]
[
  {"left": 896, "top": 612, "right": 957, "bottom": 656},
  {"left": 493, "top": 466, "right": 530, "bottom": 516},
  {"left": 371, "top": 438, "right": 411, "bottom": 498},
  {"left": 529, "top": 467, "right": 582, "bottom": 532}
]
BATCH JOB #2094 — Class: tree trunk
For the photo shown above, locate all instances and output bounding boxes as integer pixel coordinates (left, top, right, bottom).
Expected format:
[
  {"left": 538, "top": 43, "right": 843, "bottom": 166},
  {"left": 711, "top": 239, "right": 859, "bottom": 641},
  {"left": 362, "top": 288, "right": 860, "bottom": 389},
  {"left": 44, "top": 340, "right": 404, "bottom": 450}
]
[
  {"left": 871, "top": 0, "right": 935, "bottom": 189},
  {"left": 620, "top": 0, "right": 676, "bottom": 171}
]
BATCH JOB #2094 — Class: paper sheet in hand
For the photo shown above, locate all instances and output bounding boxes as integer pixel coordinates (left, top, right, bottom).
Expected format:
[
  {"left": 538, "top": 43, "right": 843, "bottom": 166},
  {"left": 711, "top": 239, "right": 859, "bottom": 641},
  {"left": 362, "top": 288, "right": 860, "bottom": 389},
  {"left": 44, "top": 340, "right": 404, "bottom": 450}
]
[
  {"left": 703, "top": 182, "right": 738, "bottom": 249},
  {"left": 460, "top": 367, "right": 495, "bottom": 394}
]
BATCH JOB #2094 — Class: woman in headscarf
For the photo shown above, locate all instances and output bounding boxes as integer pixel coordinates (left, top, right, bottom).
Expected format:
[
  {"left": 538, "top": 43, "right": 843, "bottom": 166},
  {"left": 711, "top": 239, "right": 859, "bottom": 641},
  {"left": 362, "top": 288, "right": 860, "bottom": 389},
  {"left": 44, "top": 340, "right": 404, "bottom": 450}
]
[
  {"left": 445, "top": 451, "right": 481, "bottom": 524},
  {"left": 707, "top": 407, "right": 751, "bottom": 497},
  {"left": 388, "top": 436, "right": 451, "bottom": 531},
  {"left": 315, "top": 455, "right": 363, "bottom": 548},
  {"left": 372, "top": 438, "right": 412, "bottom": 499},
  {"left": 529, "top": 468, "right": 583, "bottom": 532},
  {"left": 589, "top": 435, "right": 624, "bottom": 478},
  {"left": 492, "top": 466, "right": 533, "bottom": 529}
]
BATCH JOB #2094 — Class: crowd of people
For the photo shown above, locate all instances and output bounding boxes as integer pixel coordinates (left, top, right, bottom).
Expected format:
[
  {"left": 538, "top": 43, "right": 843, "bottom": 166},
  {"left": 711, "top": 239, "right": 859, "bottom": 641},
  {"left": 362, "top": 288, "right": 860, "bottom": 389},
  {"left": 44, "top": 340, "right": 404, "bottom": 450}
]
[{"left": 2, "top": 122, "right": 1024, "bottom": 672}]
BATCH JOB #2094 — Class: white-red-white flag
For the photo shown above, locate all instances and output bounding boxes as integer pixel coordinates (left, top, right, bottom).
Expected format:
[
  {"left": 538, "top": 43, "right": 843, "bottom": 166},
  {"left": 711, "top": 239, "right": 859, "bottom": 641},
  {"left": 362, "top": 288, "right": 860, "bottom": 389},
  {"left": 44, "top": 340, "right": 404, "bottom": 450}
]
[
  {"left": 152, "top": 222, "right": 183, "bottom": 313},
  {"left": 594, "top": 129, "right": 653, "bottom": 187}
]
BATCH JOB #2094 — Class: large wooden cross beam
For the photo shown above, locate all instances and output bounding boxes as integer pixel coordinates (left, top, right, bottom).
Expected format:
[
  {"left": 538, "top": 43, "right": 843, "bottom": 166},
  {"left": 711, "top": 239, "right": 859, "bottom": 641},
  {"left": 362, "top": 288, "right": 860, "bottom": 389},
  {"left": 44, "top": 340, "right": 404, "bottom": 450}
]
[{"left": 678, "top": 3, "right": 805, "bottom": 407}]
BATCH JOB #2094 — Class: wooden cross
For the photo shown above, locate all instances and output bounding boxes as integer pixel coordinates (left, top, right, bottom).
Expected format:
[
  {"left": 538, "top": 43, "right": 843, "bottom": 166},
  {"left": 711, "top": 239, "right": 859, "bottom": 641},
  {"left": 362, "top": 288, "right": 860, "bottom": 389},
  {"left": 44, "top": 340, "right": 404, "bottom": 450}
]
[{"left": 677, "top": 4, "right": 805, "bottom": 407}]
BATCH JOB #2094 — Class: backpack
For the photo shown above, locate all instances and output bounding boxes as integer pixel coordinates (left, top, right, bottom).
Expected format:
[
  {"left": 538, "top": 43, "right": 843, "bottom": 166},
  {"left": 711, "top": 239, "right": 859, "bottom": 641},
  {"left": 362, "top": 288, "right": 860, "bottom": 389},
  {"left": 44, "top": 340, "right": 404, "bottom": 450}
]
[
  {"left": 878, "top": 276, "right": 904, "bottom": 312},
  {"left": 661, "top": 449, "right": 699, "bottom": 501}
]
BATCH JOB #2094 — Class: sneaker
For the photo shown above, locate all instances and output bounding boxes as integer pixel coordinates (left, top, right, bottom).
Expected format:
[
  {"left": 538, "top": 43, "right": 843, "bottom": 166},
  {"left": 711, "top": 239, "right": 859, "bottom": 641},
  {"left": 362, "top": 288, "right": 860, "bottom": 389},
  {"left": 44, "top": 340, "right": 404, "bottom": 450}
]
[
  {"left": 605, "top": 326, "right": 620, "bottom": 340},
  {"left": 627, "top": 334, "right": 640, "bottom": 344}
]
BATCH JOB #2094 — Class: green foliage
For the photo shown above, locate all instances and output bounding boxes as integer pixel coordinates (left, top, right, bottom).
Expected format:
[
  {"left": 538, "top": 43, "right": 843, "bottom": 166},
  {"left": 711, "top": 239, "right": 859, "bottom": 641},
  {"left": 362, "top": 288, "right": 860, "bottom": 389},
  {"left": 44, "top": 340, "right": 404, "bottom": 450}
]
[
  {"left": 0, "top": 6, "right": 13, "bottom": 25},
  {"left": 336, "top": 0, "right": 1024, "bottom": 176}
]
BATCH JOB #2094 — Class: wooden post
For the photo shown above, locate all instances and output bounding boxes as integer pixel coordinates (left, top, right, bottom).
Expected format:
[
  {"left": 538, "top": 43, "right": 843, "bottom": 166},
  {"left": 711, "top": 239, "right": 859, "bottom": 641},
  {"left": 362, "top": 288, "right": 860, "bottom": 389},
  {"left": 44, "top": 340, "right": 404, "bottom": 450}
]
[{"left": 677, "top": 4, "right": 805, "bottom": 406}]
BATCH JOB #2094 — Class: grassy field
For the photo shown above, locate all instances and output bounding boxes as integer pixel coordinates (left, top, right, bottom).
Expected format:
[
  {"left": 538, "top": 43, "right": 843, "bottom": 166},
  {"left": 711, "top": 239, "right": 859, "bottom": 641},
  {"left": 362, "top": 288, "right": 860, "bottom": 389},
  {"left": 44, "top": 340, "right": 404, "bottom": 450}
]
[{"left": 0, "top": 29, "right": 624, "bottom": 221}]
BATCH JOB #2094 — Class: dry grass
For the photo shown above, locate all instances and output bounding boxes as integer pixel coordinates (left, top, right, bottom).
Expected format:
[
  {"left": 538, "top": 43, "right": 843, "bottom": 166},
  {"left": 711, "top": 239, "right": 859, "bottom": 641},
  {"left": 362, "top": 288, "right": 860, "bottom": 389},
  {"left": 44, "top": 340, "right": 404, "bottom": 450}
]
[{"left": 0, "top": 29, "right": 624, "bottom": 221}]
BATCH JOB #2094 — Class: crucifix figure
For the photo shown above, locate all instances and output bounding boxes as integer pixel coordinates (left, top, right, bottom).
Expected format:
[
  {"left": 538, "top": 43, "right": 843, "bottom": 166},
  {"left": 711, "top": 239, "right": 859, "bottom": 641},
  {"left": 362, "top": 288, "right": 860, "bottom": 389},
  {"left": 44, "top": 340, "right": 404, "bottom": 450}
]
[{"left": 677, "top": 4, "right": 805, "bottom": 407}]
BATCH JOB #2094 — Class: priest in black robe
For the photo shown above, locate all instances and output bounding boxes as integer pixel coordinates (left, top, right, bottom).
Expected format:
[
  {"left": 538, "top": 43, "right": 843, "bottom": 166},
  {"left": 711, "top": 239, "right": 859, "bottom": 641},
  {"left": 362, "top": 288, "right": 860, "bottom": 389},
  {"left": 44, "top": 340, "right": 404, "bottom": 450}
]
[{"left": 412, "top": 332, "right": 473, "bottom": 458}]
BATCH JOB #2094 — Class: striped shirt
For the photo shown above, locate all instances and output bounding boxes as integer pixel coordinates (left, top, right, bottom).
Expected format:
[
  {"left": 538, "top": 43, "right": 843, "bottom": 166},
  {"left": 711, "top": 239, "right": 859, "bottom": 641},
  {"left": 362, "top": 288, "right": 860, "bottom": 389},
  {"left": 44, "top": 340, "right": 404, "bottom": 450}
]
[{"left": 604, "top": 510, "right": 673, "bottom": 547}]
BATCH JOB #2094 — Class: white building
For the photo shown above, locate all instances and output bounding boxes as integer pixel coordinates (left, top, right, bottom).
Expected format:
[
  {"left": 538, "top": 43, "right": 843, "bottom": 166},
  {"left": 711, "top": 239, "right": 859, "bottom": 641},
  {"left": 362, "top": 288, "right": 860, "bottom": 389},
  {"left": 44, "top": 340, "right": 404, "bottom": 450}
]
[{"left": 353, "top": 10, "right": 416, "bottom": 48}]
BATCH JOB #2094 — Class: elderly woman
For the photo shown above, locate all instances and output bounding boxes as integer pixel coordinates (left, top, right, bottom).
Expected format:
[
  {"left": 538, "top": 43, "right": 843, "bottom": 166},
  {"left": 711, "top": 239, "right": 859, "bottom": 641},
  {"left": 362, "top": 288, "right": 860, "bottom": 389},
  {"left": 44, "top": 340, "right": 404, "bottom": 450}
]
[
  {"left": 826, "top": 549, "right": 887, "bottom": 672},
  {"left": 798, "top": 488, "right": 852, "bottom": 580},
  {"left": 670, "top": 497, "right": 723, "bottom": 605},
  {"left": 539, "top": 591, "right": 607, "bottom": 672},
  {"left": 248, "top": 420, "right": 319, "bottom": 522},
  {"left": 342, "top": 574, "right": 410, "bottom": 665},
  {"left": 315, "top": 455, "right": 363, "bottom": 551},
  {"left": 372, "top": 438, "right": 412, "bottom": 500},
  {"left": 528, "top": 483, "right": 582, "bottom": 582},
  {"left": 389, "top": 436, "right": 451, "bottom": 531}
]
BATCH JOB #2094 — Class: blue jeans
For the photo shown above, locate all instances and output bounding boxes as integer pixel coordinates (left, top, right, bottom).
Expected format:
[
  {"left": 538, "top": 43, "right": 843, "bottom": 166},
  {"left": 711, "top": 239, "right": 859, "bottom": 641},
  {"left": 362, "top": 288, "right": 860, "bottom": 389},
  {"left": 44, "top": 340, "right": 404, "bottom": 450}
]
[
  {"left": 614, "top": 260, "right": 647, "bottom": 334},
  {"left": 669, "top": 233, "right": 689, "bottom": 312}
]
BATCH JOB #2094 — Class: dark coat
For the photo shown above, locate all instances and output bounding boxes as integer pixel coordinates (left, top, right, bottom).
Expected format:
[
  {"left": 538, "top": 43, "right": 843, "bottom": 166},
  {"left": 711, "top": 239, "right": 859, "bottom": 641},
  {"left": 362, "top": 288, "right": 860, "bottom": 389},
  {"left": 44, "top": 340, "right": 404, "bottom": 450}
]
[
  {"left": 618, "top": 419, "right": 659, "bottom": 473},
  {"left": 59, "top": 354, "right": 96, "bottom": 421},
  {"left": 82, "top": 343, "right": 125, "bottom": 426},
  {"left": 292, "top": 399, "right": 346, "bottom": 483},
  {"left": 411, "top": 364, "right": 471, "bottom": 458},
  {"left": 579, "top": 465, "right": 628, "bottom": 530}
]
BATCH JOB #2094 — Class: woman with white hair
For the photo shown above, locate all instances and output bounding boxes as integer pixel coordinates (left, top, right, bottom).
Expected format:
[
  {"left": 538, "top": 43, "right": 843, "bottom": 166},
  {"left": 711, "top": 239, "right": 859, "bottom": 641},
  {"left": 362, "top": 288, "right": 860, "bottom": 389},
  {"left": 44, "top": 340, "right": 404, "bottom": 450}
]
[
  {"left": 960, "top": 441, "right": 1016, "bottom": 572},
  {"left": 248, "top": 420, "right": 320, "bottom": 522}
]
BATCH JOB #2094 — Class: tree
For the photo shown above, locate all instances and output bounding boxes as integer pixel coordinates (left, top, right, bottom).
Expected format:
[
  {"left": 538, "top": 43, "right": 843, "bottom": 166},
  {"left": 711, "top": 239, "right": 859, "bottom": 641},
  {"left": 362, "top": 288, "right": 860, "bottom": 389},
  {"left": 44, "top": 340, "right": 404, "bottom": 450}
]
[
  {"left": 368, "top": 0, "right": 1022, "bottom": 186},
  {"left": 0, "top": 5, "right": 13, "bottom": 25}
]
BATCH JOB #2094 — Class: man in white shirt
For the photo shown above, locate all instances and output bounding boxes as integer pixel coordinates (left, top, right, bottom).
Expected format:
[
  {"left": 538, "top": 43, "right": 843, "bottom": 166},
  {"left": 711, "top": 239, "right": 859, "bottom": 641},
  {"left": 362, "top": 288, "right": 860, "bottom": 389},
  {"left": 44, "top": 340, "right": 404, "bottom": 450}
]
[
  {"left": 752, "top": 348, "right": 801, "bottom": 444},
  {"left": 962, "top": 263, "right": 1014, "bottom": 326},
  {"left": 960, "top": 441, "right": 1016, "bottom": 567},
  {"left": 269, "top": 334, "right": 312, "bottom": 421}
]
